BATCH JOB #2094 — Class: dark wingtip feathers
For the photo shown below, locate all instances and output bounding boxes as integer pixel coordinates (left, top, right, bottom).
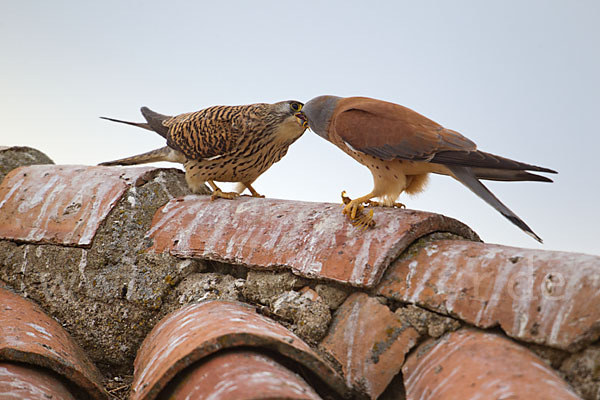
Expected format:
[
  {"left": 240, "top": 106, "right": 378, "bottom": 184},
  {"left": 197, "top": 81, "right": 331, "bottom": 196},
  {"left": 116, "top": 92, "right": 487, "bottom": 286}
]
[{"left": 448, "top": 165, "right": 544, "bottom": 243}]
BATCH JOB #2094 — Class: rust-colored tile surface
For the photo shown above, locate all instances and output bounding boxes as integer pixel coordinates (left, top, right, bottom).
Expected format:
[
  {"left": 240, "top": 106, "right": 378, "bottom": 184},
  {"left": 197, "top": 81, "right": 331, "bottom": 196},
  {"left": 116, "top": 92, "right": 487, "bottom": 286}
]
[
  {"left": 146, "top": 196, "right": 478, "bottom": 287},
  {"left": 0, "top": 164, "right": 159, "bottom": 246},
  {"left": 0, "top": 286, "right": 106, "bottom": 400},
  {"left": 376, "top": 240, "right": 600, "bottom": 351},
  {"left": 403, "top": 329, "right": 581, "bottom": 400},
  {"left": 166, "top": 350, "right": 322, "bottom": 399},
  {"left": 321, "top": 293, "right": 419, "bottom": 399},
  {"left": 131, "top": 300, "right": 348, "bottom": 400},
  {"left": 0, "top": 362, "right": 76, "bottom": 400}
]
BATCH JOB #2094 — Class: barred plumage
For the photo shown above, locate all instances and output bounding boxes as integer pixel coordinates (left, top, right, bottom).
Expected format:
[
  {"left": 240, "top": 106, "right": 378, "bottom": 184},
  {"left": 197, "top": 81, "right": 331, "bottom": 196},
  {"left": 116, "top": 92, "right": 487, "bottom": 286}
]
[{"left": 100, "top": 101, "right": 307, "bottom": 199}]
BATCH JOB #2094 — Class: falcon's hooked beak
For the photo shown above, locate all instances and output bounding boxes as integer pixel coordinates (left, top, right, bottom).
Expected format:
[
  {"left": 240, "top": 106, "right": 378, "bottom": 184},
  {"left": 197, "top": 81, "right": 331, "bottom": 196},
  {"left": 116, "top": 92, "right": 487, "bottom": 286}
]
[{"left": 294, "top": 112, "right": 309, "bottom": 129}]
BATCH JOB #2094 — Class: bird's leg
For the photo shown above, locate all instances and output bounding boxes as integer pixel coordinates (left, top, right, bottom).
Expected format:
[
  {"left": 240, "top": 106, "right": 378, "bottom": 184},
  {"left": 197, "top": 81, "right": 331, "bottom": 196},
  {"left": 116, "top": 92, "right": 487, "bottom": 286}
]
[
  {"left": 207, "top": 180, "right": 240, "bottom": 201},
  {"left": 364, "top": 199, "right": 406, "bottom": 209},
  {"left": 341, "top": 191, "right": 376, "bottom": 228},
  {"left": 242, "top": 182, "right": 265, "bottom": 198}
]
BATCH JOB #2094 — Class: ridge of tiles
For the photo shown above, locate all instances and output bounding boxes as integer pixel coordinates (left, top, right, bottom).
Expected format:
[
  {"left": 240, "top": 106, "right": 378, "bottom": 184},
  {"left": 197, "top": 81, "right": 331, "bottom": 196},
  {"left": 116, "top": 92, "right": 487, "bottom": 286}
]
[
  {"left": 145, "top": 195, "right": 479, "bottom": 288},
  {"left": 0, "top": 164, "right": 167, "bottom": 246},
  {"left": 375, "top": 239, "right": 600, "bottom": 351}
]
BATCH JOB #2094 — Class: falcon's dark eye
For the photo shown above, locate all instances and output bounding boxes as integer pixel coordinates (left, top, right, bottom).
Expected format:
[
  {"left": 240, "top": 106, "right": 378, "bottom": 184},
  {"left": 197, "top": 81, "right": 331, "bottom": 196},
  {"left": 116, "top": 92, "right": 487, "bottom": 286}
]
[{"left": 290, "top": 102, "right": 302, "bottom": 112}]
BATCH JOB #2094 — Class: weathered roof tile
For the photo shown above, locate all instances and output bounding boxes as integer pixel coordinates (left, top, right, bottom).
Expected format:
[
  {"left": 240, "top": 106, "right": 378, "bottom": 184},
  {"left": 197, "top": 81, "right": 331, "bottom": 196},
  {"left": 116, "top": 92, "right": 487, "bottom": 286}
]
[
  {"left": 164, "top": 350, "right": 322, "bottom": 399},
  {"left": 146, "top": 196, "right": 478, "bottom": 288},
  {"left": 0, "top": 362, "right": 76, "bottom": 400},
  {"left": 0, "top": 284, "right": 106, "bottom": 399},
  {"left": 0, "top": 165, "right": 165, "bottom": 246},
  {"left": 131, "top": 300, "right": 348, "bottom": 400},
  {"left": 320, "top": 293, "right": 420, "bottom": 399},
  {"left": 403, "top": 329, "right": 581, "bottom": 400},
  {"left": 376, "top": 240, "right": 600, "bottom": 351}
]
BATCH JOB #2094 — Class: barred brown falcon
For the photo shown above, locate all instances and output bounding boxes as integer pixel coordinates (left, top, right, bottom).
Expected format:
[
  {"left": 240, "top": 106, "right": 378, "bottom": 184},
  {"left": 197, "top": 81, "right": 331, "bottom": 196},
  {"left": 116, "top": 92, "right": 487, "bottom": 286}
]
[
  {"left": 302, "top": 95, "right": 557, "bottom": 242},
  {"left": 100, "top": 101, "right": 308, "bottom": 199}
]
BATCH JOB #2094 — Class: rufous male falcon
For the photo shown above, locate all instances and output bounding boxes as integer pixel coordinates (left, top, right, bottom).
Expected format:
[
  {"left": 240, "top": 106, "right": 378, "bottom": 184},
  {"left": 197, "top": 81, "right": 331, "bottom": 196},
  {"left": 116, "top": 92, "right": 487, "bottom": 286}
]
[
  {"left": 302, "top": 95, "right": 556, "bottom": 242},
  {"left": 100, "top": 101, "right": 308, "bottom": 199}
]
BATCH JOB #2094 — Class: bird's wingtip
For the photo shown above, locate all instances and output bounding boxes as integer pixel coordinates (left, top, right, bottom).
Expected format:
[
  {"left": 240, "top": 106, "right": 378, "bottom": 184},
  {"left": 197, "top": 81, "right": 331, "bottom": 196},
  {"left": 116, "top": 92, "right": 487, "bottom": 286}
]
[{"left": 526, "top": 230, "right": 544, "bottom": 244}]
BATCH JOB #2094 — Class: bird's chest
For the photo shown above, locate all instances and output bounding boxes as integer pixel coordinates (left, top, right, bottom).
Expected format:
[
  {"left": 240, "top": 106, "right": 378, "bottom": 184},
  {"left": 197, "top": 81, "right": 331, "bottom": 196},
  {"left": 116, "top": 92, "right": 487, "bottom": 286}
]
[
  {"left": 331, "top": 134, "right": 389, "bottom": 172},
  {"left": 184, "top": 136, "right": 289, "bottom": 182}
]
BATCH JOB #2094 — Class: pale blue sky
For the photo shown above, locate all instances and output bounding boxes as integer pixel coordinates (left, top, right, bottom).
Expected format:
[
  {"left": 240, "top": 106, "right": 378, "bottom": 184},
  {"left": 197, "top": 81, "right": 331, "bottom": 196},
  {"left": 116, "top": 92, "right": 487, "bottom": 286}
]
[{"left": 1, "top": 1, "right": 598, "bottom": 255}]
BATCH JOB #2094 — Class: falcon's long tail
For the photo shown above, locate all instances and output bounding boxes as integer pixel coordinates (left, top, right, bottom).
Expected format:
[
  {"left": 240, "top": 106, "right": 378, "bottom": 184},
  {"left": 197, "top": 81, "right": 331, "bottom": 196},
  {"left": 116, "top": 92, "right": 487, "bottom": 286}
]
[
  {"left": 472, "top": 168, "right": 553, "bottom": 183},
  {"left": 99, "top": 116, "right": 153, "bottom": 131},
  {"left": 99, "top": 146, "right": 185, "bottom": 166},
  {"left": 447, "top": 165, "right": 543, "bottom": 243},
  {"left": 100, "top": 107, "right": 171, "bottom": 138}
]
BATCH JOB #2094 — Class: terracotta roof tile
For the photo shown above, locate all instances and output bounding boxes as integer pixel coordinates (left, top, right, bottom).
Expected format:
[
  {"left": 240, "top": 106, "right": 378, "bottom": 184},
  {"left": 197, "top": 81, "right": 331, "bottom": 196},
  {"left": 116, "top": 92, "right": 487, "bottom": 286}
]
[
  {"left": 0, "top": 362, "right": 76, "bottom": 400},
  {"left": 376, "top": 239, "right": 600, "bottom": 351},
  {"left": 146, "top": 195, "right": 479, "bottom": 288},
  {"left": 131, "top": 300, "right": 348, "bottom": 400},
  {"left": 0, "top": 165, "right": 166, "bottom": 246},
  {"left": 403, "top": 329, "right": 581, "bottom": 400},
  {"left": 321, "top": 293, "right": 420, "bottom": 399},
  {"left": 164, "top": 350, "right": 322, "bottom": 399},
  {"left": 0, "top": 284, "right": 106, "bottom": 399}
]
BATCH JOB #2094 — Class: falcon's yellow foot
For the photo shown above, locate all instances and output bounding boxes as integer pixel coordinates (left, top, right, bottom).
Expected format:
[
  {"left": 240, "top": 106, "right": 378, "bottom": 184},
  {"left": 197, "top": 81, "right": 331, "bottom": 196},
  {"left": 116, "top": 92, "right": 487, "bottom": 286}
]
[
  {"left": 210, "top": 189, "right": 240, "bottom": 201},
  {"left": 243, "top": 183, "right": 265, "bottom": 198},
  {"left": 340, "top": 191, "right": 376, "bottom": 228},
  {"left": 352, "top": 209, "right": 375, "bottom": 230},
  {"left": 365, "top": 199, "right": 406, "bottom": 209}
]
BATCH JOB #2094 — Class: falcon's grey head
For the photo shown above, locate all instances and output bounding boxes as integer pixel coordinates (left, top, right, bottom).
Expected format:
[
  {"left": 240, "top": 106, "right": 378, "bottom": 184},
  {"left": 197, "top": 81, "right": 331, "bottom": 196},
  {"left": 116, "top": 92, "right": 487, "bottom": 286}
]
[
  {"left": 271, "top": 100, "right": 308, "bottom": 128},
  {"left": 302, "top": 95, "right": 341, "bottom": 140}
]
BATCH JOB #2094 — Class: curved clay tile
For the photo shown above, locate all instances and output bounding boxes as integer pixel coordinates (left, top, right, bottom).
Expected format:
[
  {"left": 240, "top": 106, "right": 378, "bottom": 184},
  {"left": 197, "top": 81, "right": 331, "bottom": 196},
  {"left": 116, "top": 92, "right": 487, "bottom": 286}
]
[
  {"left": 0, "top": 362, "right": 76, "bottom": 400},
  {"left": 403, "top": 329, "right": 581, "bottom": 400},
  {"left": 131, "top": 300, "right": 349, "bottom": 400},
  {"left": 0, "top": 164, "right": 168, "bottom": 246},
  {"left": 145, "top": 195, "right": 479, "bottom": 288},
  {"left": 164, "top": 350, "right": 322, "bottom": 400},
  {"left": 320, "top": 293, "right": 420, "bottom": 399},
  {"left": 0, "top": 284, "right": 106, "bottom": 399},
  {"left": 376, "top": 240, "right": 600, "bottom": 351}
]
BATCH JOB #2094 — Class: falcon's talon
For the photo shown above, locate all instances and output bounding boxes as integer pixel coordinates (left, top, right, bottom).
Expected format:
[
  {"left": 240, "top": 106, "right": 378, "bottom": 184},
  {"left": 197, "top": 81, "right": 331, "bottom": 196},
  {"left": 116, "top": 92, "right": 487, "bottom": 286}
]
[
  {"left": 341, "top": 193, "right": 376, "bottom": 229},
  {"left": 341, "top": 190, "right": 352, "bottom": 205},
  {"left": 210, "top": 189, "right": 240, "bottom": 201},
  {"left": 351, "top": 209, "right": 376, "bottom": 230},
  {"left": 365, "top": 200, "right": 406, "bottom": 209}
]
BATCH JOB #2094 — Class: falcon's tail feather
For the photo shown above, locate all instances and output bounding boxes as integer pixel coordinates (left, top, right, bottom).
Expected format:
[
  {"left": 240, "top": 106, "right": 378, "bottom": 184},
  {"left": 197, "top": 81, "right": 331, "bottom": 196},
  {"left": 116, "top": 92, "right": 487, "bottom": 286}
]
[
  {"left": 472, "top": 168, "right": 553, "bottom": 183},
  {"left": 99, "top": 116, "right": 153, "bottom": 131},
  {"left": 100, "top": 107, "right": 171, "bottom": 138},
  {"left": 140, "top": 107, "right": 170, "bottom": 138},
  {"left": 99, "top": 146, "right": 185, "bottom": 166},
  {"left": 447, "top": 165, "right": 543, "bottom": 243}
]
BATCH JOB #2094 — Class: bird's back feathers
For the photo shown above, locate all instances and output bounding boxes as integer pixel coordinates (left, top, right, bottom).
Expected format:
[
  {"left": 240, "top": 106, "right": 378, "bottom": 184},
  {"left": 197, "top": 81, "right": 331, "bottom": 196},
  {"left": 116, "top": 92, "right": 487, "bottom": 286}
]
[{"left": 332, "top": 97, "right": 477, "bottom": 161}]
